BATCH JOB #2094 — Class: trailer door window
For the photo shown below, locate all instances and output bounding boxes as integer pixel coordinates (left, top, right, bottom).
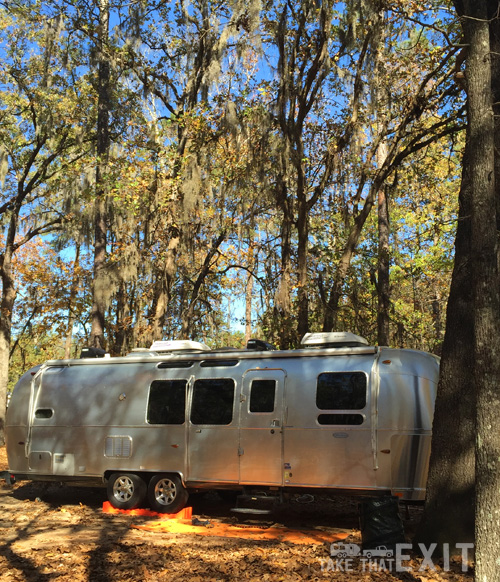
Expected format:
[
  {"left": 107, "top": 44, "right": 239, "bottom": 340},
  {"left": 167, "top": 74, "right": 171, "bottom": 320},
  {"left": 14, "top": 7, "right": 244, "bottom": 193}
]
[
  {"left": 249, "top": 379, "right": 276, "bottom": 412},
  {"left": 191, "top": 379, "right": 235, "bottom": 425},
  {"left": 316, "top": 372, "right": 366, "bottom": 410},
  {"left": 147, "top": 380, "right": 187, "bottom": 424}
]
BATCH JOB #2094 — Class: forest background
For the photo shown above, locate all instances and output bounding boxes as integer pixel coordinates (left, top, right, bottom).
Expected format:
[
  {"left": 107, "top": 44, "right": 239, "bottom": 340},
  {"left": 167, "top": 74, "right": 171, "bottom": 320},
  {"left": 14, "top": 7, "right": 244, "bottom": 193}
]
[{"left": 0, "top": 0, "right": 464, "bottom": 393}]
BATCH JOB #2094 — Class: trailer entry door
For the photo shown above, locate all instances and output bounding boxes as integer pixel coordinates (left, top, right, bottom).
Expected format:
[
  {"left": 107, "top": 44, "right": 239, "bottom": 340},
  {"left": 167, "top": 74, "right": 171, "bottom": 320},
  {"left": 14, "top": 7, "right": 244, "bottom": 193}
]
[
  {"left": 187, "top": 377, "right": 239, "bottom": 483},
  {"left": 239, "top": 369, "right": 285, "bottom": 485}
]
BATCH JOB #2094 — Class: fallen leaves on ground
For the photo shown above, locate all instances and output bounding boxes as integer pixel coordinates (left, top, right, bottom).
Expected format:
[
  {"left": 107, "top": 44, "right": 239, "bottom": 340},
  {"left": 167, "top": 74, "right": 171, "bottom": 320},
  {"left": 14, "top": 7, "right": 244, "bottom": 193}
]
[{"left": 0, "top": 447, "right": 473, "bottom": 581}]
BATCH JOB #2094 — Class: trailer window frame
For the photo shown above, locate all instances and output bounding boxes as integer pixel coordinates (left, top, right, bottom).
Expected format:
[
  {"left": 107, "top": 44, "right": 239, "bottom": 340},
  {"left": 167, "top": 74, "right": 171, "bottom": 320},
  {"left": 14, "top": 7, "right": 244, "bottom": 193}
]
[
  {"left": 316, "top": 371, "right": 367, "bottom": 411},
  {"left": 190, "top": 378, "right": 235, "bottom": 425},
  {"left": 249, "top": 379, "right": 276, "bottom": 413},
  {"left": 147, "top": 379, "right": 187, "bottom": 425}
]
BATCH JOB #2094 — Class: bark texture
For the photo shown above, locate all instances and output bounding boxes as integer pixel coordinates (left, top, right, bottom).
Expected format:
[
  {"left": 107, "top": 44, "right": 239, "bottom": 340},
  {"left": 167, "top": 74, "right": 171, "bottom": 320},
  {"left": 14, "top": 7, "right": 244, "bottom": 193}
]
[
  {"left": 417, "top": 4, "right": 500, "bottom": 571},
  {"left": 90, "top": 0, "right": 110, "bottom": 350},
  {"left": 414, "top": 146, "right": 475, "bottom": 550},
  {"left": 466, "top": 1, "right": 500, "bottom": 578}
]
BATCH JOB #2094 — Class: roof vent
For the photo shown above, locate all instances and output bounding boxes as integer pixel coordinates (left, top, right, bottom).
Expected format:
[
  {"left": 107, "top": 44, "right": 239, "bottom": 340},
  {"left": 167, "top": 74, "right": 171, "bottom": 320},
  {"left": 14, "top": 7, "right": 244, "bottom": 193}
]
[
  {"left": 301, "top": 332, "right": 369, "bottom": 348},
  {"left": 149, "top": 340, "right": 210, "bottom": 352}
]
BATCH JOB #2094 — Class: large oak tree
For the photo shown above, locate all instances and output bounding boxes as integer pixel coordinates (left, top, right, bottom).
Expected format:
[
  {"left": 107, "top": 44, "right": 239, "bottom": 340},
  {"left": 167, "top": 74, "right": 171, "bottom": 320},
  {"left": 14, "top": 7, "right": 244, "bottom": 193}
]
[{"left": 417, "top": 4, "right": 500, "bottom": 580}]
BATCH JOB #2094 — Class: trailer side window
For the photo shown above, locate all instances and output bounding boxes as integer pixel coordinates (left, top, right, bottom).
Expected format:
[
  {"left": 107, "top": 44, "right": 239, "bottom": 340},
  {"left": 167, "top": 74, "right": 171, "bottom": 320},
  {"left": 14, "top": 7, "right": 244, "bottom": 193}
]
[
  {"left": 200, "top": 360, "right": 238, "bottom": 368},
  {"left": 157, "top": 361, "right": 193, "bottom": 369},
  {"left": 316, "top": 372, "right": 366, "bottom": 410},
  {"left": 35, "top": 408, "right": 53, "bottom": 419},
  {"left": 249, "top": 380, "right": 276, "bottom": 413},
  {"left": 191, "top": 379, "right": 235, "bottom": 425},
  {"left": 147, "top": 380, "right": 187, "bottom": 424},
  {"left": 317, "top": 413, "right": 364, "bottom": 425}
]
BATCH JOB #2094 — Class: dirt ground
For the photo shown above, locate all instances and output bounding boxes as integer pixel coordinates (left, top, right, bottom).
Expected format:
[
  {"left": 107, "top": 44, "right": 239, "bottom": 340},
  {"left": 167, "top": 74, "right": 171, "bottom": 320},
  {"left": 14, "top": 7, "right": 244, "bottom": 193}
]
[{"left": 0, "top": 447, "right": 473, "bottom": 581}]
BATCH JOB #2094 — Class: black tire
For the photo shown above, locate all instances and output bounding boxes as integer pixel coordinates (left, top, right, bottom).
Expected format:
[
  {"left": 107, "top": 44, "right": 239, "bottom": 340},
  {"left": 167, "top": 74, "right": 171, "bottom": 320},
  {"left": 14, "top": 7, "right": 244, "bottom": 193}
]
[
  {"left": 107, "top": 473, "right": 147, "bottom": 510},
  {"left": 147, "top": 473, "right": 189, "bottom": 514}
]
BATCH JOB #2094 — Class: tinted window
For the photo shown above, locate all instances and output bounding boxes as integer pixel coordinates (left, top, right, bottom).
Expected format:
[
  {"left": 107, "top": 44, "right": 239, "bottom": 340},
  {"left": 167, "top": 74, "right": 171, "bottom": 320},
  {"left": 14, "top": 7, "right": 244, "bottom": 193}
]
[
  {"left": 191, "top": 378, "right": 235, "bottom": 425},
  {"left": 316, "top": 372, "right": 366, "bottom": 410},
  {"left": 200, "top": 360, "right": 238, "bottom": 368},
  {"left": 147, "top": 380, "right": 187, "bottom": 424},
  {"left": 35, "top": 408, "right": 53, "bottom": 419},
  {"left": 317, "top": 413, "right": 364, "bottom": 425},
  {"left": 157, "top": 361, "right": 193, "bottom": 369},
  {"left": 249, "top": 380, "right": 276, "bottom": 413}
]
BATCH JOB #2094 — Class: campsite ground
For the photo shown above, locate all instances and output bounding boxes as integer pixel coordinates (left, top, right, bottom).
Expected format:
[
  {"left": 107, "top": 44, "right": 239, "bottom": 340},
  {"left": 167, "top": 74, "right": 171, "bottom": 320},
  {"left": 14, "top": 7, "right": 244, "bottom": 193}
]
[{"left": 0, "top": 447, "right": 473, "bottom": 581}]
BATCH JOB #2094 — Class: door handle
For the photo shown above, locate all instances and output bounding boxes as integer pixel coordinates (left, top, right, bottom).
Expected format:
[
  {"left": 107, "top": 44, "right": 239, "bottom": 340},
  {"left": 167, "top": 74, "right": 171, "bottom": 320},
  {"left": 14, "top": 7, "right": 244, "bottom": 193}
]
[{"left": 271, "top": 419, "right": 280, "bottom": 428}]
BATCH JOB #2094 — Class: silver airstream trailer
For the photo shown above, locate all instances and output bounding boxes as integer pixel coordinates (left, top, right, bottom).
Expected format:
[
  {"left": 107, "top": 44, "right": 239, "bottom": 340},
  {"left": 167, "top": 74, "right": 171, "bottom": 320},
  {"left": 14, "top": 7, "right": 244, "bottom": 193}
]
[{"left": 5, "top": 332, "right": 439, "bottom": 513}]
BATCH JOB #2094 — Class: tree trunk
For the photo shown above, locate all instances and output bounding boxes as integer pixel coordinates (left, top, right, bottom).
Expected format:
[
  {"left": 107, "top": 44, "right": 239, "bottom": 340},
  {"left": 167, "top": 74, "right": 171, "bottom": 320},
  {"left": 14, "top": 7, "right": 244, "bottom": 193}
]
[
  {"left": 90, "top": 0, "right": 110, "bottom": 350},
  {"left": 416, "top": 1, "right": 500, "bottom": 562},
  {"left": 149, "top": 233, "right": 179, "bottom": 343},
  {"left": 414, "top": 146, "right": 475, "bottom": 552},
  {"left": 377, "top": 183, "right": 390, "bottom": 346},
  {"left": 0, "top": 211, "right": 19, "bottom": 445},
  {"left": 64, "top": 244, "right": 81, "bottom": 359},
  {"left": 373, "top": 11, "right": 390, "bottom": 347},
  {"left": 149, "top": 276, "right": 168, "bottom": 343},
  {"left": 244, "top": 247, "right": 255, "bottom": 344},
  {"left": 322, "top": 181, "right": 380, "bottom": 331},
  {"left": 0, "top": 269, "right": 16, "bottom": 446},
  {"left": 466, "top": 2, "right": 500, "bottom": 578},
  {"left": 296, "top": 160, "right": 309, "bottom": 341},
  {"left": 113, "top": 280, "right": 130, "bottom": 356},
  {"left": 275, "top": 176, "right": 295, "bottom": 349},
  {"left": 180, "top": 232, "right": 225, "bottom": 338}
]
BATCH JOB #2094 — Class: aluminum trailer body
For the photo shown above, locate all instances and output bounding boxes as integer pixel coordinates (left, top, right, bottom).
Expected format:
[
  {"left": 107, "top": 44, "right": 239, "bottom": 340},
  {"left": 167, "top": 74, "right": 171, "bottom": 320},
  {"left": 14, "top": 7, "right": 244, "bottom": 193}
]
[{"left": 5, "top": 333, "right": 439, "bottom": 512}]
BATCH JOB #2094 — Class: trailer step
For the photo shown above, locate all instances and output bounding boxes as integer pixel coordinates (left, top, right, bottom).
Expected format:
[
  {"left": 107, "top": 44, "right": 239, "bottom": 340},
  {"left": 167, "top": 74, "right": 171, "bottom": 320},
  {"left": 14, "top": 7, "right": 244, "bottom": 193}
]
[
  {"left": 237, "top": 494, "right": 280, "bottom": 503},
  {"left": 230, "top": 491, "right": 281, "bottom": 515},
  {"left": 230, "top": 507, "right": 274, "bottom": 515}
]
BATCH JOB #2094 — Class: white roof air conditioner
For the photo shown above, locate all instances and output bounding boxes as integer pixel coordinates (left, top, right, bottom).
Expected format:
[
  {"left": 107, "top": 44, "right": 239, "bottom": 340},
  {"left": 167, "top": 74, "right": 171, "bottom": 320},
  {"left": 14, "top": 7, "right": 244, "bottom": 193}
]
[{"left": 149, "top": 340, "right": 210, "bottom": 352}]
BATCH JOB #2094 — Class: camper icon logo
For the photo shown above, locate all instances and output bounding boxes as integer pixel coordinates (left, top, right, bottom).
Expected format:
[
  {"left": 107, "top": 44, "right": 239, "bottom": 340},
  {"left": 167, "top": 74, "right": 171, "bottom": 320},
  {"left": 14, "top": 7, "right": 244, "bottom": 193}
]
[
  {"left": 330, "top": 543, "right": 361, "bottom": 558},
  {"left": 330, "top": 543, "right": 394, "bottom": 559}
]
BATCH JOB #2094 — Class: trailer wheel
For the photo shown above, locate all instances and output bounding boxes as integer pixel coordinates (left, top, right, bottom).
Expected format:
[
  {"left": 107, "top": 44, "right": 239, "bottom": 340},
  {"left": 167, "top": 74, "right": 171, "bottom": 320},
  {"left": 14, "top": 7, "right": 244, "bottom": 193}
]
[
  {"left": 147, "top": 473, "right": 188, "bottom": 514},
  {"left": 107, "top": 473, "right": 147, "bottom": 510}
]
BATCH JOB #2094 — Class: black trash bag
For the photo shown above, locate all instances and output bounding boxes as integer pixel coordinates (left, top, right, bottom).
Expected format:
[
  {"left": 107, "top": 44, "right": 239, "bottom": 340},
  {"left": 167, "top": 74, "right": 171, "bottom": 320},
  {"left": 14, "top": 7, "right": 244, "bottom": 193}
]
[{"left": 359, "top": 496, "right": 406, "bottom": 552}]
